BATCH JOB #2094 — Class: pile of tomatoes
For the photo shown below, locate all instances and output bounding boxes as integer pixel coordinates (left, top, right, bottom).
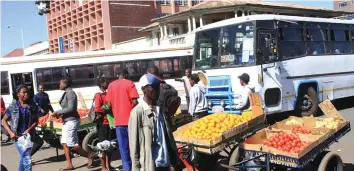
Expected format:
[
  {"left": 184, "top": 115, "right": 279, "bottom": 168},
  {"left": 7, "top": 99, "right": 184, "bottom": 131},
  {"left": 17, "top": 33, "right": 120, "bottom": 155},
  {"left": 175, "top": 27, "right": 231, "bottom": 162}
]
[
  {"left": 292, "top": 125, "right": 311, "bottom": 134},
  {"left": 262, "top": 132, "right": 311, "bottom": 153},
  {"left": 37, "top": 108, "right": 89, "bottom": 126}
]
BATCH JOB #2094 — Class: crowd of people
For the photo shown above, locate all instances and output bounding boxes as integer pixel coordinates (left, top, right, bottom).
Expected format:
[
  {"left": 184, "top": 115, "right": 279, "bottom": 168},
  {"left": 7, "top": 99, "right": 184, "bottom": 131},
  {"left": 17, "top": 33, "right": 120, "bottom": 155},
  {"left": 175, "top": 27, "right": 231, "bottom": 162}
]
[{"left": 0, "top": 65, "right": 254, "bottom": 171}]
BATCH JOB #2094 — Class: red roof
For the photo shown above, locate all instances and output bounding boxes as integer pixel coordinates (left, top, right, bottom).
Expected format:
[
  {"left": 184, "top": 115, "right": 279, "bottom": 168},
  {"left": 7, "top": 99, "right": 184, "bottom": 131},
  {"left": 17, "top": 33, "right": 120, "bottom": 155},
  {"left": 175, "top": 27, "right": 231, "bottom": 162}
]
[{"left": 3, "top": 48, "right": 24, "bottom": 58}]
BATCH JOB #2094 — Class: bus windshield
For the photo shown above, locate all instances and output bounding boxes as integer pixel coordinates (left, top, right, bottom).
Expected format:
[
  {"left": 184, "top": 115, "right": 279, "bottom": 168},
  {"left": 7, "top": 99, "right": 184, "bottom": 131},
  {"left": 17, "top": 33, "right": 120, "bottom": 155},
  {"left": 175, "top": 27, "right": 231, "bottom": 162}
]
[{"left": 194, "top": 22, "right": 255, "bottom": 70}]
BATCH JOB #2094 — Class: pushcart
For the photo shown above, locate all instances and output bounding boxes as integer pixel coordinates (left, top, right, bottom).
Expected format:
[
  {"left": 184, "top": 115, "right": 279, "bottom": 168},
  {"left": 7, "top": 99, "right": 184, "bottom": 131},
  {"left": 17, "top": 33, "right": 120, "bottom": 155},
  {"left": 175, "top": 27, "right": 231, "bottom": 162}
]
[
  {"left": 176, "top": 117, "right": 267, "bottom": 171},
  {"left": 220, "top": 122, "right": 351, "bottom": 171},
  {"left": 36, "top": 121, "right": 98, "bottom": 159}
]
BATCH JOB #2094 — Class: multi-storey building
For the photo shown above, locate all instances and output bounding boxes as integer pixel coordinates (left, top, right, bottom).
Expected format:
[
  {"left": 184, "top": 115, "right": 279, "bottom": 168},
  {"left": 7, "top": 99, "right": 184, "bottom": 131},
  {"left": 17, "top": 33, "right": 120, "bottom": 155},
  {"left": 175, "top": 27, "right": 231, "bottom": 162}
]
[
  {"left": 46, "top": 0, "right": 156, "bottom": 54},
  {"left": 334, "top": 0, "right": 354, "bottom": 12},
  {"left": 46, "top": 0, "right": 206, "bottom": 54}
]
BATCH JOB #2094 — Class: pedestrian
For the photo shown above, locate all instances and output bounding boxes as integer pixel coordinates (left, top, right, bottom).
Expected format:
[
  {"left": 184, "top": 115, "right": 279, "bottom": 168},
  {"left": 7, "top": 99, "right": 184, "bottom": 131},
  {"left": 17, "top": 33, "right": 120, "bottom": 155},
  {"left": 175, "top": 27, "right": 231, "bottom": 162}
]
[
  {"left": 175, "top": 69, "right": 192, "bottom": 109},
  {"left": 51, "top": 77, "right": 93, "bottom": 170},
  {"left": 33, "top": 84, "right": 54, "bottom": 116},
  {"left": 129, "top": 73, "right": 179, "bottom": 171},
  {"left": 189, "top": 74, "right": 208, "bottom": 120},
  {"left": 107, "top": 68, "right": 139, "bottom": 171},
  {"left": 1, "top": 84, "right": 40, "bottom": 171},
  {"left": 94, "top": 77, "right": 114, "bottom": 171},
  {"left": 1, "top": 96, "right": 11, "bottom": 142},
  {"left": 147, "top": 66, "right": 159, "bottom": 76},
  {"left": 235, "top": 73, "right": 255, "bottom": 110}
]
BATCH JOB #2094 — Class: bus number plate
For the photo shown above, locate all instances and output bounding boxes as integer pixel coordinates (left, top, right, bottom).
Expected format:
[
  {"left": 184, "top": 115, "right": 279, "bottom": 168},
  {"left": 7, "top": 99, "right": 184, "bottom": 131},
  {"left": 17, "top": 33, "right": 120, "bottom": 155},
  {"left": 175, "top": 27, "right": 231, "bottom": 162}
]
[{"left": 212, "top": 106, "right": 224, "bottom": 113}]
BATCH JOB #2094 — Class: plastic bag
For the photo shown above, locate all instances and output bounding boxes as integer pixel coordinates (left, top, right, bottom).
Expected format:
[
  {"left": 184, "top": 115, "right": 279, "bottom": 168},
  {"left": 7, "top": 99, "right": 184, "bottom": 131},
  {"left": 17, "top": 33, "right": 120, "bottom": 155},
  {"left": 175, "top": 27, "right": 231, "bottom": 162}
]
[{"left": 17, "top": 134, "right": 33, "bottom": 154}]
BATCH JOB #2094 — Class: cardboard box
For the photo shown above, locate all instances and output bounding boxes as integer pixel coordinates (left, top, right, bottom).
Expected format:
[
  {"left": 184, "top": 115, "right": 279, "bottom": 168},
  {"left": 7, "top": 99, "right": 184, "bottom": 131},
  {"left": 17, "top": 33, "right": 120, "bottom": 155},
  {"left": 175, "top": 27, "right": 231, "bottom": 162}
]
[
  {"left": 173, "top": 93, "right": 266, "bottom": 148},
  {"left": 318, "top": 99, "right": 349, "bottom": 131},
  {"left": 240, "top": 128, "right": 323, "bottom": 159}
]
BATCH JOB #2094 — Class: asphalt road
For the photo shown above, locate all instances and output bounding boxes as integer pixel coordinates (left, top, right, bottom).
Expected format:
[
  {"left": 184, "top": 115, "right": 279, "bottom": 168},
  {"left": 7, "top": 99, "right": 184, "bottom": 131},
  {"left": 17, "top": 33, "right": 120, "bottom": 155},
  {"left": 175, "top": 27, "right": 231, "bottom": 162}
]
[{"left": 1, "top": 97, "right": 353, "bottom": 171}]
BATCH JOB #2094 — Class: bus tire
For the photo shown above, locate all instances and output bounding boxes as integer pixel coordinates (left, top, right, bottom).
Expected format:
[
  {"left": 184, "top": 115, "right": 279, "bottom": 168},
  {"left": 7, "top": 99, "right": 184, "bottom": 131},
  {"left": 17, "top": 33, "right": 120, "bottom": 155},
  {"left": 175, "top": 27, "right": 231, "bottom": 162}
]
[
  {"left": 297, "top": 86, "right": 318, "bottom": 117},
  {"left": 228, "top": 145, "right": 241, "bottom": 171},
  {"left": 317, "top": 152, "right": 343, "bottom": 171}
]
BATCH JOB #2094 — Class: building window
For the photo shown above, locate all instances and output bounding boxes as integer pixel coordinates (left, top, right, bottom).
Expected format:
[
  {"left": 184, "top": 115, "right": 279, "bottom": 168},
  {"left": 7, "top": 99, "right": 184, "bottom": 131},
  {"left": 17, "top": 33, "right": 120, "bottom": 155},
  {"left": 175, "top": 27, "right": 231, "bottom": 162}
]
[
  {"left": 156, "top": 32, "right": 161, "bottom": 45},
  {"left": 175, "top": 0, "right": 187, "bottom": 6},
  {"left": 173, "top": 27, "right": 179, "bottom": 36},
  {"left": 338, "top": 2, "right": 347, "bottom": 8},
  {"left": 156, "top": 0, "right": 170, "bottom": 5},
  {"left": 192, "top": 0, "right": 203, "bottom": 6},
  {"left": 156, "top": 13, "right": 168, "bottom": 18},
  {"left": 1, "top": 71, "right": 10, "bottom": 95}
]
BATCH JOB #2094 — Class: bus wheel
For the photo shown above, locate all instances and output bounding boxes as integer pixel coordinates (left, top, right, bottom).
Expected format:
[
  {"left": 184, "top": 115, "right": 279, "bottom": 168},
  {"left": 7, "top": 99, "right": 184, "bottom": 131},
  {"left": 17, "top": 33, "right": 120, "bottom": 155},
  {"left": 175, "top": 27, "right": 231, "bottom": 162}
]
[{"left": 297, "top": 86, "right": 318, "bottom": 117}]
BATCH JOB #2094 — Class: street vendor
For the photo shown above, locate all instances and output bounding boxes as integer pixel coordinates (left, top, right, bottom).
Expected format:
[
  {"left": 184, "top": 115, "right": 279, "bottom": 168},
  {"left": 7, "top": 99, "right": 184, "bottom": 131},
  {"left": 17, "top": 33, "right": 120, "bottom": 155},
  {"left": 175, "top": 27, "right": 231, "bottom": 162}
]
[
  {"left": 33, "top": 84, "right": 54, "bottom": 116},
  {"left": 51, "top": 77, "right": 93, "bottom": 170},
  {"left": 235, "top": 73, "right": 255, "bottom": 111}
]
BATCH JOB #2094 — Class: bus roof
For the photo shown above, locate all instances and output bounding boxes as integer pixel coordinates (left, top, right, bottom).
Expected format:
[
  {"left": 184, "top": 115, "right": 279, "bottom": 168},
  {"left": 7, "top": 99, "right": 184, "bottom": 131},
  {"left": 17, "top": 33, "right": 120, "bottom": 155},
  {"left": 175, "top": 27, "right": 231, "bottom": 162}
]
[
  {"left": 196, "top": 14, "right": 354, "bottom": 32},
  {"left": 0, "top": 46, "right": 193, "bottom": 65}
]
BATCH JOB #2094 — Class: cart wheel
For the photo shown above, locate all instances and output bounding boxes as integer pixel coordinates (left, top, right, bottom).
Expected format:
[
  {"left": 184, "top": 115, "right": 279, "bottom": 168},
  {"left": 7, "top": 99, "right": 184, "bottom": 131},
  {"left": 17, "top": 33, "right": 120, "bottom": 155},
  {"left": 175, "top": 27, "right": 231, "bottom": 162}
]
[
  {"left": 317, "top": 152, "right": 343, "bottom": 171},
  {"left": 82, "top": 129, "right": 99, "bottom": 155},
  {"left": 228, "top": 145, "right": 241, "bottom": 171}
]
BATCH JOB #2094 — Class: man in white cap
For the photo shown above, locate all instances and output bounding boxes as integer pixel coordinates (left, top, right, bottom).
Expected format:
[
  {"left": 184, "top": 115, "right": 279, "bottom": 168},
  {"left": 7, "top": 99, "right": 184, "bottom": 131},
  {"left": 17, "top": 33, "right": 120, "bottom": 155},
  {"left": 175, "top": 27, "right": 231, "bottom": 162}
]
[{"left": 129, "top": 74, "right": 179, "bottom": 171}]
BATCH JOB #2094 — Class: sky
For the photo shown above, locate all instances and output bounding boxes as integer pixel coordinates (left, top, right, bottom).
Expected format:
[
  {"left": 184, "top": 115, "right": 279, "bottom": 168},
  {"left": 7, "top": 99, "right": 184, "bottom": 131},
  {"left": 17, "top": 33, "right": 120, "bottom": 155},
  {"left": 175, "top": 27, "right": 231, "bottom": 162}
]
[{"left": 0, "top": 0, "right": 334, "bottom": 57}]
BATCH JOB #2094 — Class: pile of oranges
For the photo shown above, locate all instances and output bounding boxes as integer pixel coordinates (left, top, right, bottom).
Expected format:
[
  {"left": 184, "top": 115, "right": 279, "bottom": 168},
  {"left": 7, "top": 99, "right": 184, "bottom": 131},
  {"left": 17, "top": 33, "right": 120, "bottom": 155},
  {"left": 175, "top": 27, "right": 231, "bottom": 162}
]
[{"left": 182, "top": 112, "right": 253, "bottom": 140}]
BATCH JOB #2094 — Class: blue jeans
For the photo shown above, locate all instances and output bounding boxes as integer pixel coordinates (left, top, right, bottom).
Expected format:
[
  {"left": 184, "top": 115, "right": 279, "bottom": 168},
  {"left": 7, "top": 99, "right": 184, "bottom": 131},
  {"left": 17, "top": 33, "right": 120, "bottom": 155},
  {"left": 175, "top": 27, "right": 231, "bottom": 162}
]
[
  {"left": 14, "top": 140, "right": 32, "bottom": 171},
  {"left": 116, "top": 126, "right": 131, "bottom": 171}
]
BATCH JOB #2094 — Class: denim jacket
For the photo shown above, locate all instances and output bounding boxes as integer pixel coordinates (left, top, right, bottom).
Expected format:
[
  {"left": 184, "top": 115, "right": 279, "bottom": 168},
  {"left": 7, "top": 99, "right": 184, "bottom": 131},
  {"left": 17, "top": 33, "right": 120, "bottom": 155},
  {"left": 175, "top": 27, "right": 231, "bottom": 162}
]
[{"left": 5, "top": 100, "right": 39, "bottom": 136}]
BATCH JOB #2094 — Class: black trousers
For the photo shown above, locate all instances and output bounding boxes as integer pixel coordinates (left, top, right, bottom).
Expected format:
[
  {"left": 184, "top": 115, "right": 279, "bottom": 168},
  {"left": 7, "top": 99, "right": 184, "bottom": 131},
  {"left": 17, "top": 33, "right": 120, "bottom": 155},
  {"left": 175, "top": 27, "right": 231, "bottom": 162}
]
[
  {"left": 192, "top": 111, "right": 208, "bottom": 121},
  {"left": 31, "top": 133, "right": 44, "bottom": 156},
  {"left": 155, "top": 167, "right": 169, "bottom": 171}
]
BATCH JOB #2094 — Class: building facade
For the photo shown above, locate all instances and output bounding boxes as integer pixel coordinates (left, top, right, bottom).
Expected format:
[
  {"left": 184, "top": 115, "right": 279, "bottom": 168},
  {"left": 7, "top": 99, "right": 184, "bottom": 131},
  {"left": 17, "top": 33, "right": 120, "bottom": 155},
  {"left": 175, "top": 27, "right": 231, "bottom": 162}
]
[
  {"left": 46, "top": 0, "right": 157, "bottom": 54},
  {"left": 334, "top": 0, "right": 354, "bottom": 12},
  {"left": 3, "top": 41, "right": 49, "bottom": 58},
  {"left": 46, "top": 0, "right": 206, "bottom": 54}
]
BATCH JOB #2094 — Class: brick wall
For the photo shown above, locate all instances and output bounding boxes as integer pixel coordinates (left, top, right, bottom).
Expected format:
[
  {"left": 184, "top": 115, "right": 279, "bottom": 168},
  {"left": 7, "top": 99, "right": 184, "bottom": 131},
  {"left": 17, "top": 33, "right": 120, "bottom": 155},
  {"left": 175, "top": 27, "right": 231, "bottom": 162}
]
[{"left": 109, "top": 1, "right": 156, "bottom": 43}]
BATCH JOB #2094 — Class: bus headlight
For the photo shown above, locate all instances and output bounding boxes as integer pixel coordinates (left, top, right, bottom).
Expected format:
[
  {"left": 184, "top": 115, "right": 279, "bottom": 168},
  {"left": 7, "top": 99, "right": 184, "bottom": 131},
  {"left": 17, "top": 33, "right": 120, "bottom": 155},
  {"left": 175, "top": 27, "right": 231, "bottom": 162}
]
[{"left": 220, "top": 99, "right": 225, "bottom": 107}]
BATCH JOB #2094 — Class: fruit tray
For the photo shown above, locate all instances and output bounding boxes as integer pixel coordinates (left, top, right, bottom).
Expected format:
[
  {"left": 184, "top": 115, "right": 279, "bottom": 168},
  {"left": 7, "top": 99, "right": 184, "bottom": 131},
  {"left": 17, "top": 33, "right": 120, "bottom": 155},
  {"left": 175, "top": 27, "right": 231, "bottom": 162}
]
[
  {"left": 242, "top": 122, "right": 351, "bottom": 168},
  {"left": 175, "top": 119, "right": 266, "bottom": 154}
]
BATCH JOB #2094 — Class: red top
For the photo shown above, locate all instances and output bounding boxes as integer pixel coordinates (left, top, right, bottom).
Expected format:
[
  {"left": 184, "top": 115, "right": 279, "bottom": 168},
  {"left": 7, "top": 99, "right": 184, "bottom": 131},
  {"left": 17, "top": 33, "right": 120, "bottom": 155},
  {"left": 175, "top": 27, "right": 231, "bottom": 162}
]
[
  {"left": 1, "top": 97, "right": 5, "bottom": 115},
  {"left": 94, "top": 92, "right": 109, "bottom": 125},
  {"left": 107, "top": 79, "right": 139, "bottom": 126}
]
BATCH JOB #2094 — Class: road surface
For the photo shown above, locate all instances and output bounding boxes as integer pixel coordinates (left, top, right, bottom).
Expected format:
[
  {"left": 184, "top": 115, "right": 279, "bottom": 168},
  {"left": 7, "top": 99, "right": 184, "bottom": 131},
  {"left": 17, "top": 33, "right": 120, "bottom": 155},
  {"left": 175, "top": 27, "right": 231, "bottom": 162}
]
[{"left": 1, "top": 97, "right": 353, "bottom": 171}]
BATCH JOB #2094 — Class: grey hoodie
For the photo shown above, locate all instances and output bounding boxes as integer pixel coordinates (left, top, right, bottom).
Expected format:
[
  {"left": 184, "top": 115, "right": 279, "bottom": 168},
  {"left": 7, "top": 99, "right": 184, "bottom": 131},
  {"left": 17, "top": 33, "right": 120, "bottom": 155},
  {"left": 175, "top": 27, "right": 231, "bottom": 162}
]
[{"left": 189, "top": 82, "right": 208, "bottom": 115}]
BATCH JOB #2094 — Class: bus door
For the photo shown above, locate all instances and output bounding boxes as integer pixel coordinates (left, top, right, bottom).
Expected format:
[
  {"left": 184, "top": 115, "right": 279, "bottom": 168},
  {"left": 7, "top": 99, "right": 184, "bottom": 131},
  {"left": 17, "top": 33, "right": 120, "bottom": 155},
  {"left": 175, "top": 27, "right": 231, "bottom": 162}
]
[
  {"left": 257, "top": 29, "right": 282, "bottom": 113},
  {"left": 11, "top": 72, "right": 35, "bottom": 98}
]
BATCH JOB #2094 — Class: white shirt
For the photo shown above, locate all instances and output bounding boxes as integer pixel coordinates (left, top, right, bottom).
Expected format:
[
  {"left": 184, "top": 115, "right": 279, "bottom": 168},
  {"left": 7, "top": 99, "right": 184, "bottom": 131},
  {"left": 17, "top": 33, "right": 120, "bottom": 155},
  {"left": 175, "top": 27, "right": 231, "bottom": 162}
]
[
  {"left": 182, "top": 76, "right": 191, "bottom": 97},
  {"left": 235, "top": 85, "right": 255, "bottom": 110}
]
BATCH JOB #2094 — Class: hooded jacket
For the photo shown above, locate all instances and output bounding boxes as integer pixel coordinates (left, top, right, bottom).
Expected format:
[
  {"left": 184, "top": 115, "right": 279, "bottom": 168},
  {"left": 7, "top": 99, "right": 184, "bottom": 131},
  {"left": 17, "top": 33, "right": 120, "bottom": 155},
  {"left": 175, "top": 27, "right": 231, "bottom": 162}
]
[{"left": 189, "top": 82, "right": 208, "bottom": 115}]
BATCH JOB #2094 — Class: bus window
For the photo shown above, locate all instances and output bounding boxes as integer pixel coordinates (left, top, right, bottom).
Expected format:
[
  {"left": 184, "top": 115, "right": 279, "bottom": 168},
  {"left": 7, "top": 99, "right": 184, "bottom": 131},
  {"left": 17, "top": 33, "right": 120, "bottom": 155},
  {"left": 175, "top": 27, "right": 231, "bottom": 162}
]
[
  {"left": 194, "top": 22, "right": 254, "bottom": 69},
  {"left": 1, "top": 71, "right": 10, "bottom": 95},
  {"left": 304, "top": 22, "right": 330, "bottom": 55},
  {"left": 278, "top": 22, "right": 306, "bottom": 59},
  {"left": 69, "top": 65, "right": 95, "bottom": 88},
  {"left": 330, "top": 24, "right": 351, "bottom": 54},
  {"left": 36, "top": 68, "right": 62, "bottom": 90},
  {"left": 351, "top": 30, "right": 354, "bottom": 53},
  {"left": 52, "top": 68, "right": 64, "bottom": 82}
]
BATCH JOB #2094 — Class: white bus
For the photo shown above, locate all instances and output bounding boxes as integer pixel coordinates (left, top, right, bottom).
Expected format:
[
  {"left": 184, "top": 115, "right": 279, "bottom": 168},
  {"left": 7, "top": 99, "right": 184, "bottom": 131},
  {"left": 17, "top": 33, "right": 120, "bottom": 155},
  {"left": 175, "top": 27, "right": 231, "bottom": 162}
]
[
  {"left": 1, "top": 47, "right": 193, "bottom": 111},
  {"left": 193, "top": 14, "right": 354, "bottom": 116}
]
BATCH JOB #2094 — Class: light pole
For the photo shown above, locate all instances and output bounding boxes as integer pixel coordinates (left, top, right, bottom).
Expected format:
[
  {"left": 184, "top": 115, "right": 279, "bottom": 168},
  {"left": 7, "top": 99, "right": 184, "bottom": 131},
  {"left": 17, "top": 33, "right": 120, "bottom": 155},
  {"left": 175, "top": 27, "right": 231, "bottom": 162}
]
[{"left": 7, "top": 25, "right": 25, "bottom": 50}]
